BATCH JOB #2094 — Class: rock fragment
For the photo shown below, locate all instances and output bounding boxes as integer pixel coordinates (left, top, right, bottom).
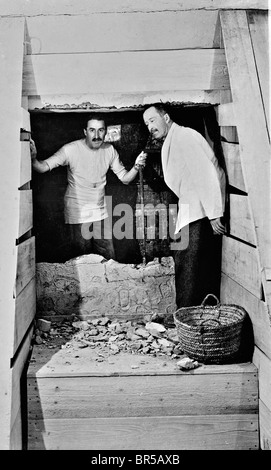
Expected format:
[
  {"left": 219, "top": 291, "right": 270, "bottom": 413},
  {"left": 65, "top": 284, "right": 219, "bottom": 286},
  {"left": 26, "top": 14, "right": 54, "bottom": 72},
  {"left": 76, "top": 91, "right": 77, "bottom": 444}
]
[
  {"left": 145, "top": 322, "right": 166, "bottom": 333},
  {"left": 37, "top": 318, "right": 51, "bottom": 333},
  {"left": 177, "top": 357, "right": 200, "bottom": 370}
]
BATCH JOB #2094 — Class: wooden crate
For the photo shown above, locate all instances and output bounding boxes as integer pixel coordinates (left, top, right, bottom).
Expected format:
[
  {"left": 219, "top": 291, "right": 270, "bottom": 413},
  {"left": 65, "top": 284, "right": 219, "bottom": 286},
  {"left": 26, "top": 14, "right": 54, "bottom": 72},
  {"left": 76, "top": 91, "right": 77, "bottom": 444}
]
[{"left": 27, "top": 345, "right": 259, "bottom": 450}]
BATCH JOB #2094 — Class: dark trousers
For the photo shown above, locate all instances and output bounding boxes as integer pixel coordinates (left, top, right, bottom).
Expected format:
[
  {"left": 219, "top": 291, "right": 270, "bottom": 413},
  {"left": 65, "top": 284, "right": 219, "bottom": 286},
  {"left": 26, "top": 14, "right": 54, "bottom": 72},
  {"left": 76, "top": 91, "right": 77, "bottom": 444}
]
[
  {"left": 171, "top": 217, "right": 222, "bottom": 308},
  {"left": 68, "top": 217, "right": 115, "bottom": 260}
]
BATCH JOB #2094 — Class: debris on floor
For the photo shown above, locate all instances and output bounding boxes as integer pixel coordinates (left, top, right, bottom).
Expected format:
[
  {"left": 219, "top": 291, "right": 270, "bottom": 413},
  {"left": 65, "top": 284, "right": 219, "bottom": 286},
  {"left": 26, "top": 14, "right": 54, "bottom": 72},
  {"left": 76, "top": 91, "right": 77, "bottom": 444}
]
[
  {"left": 33, "top": 315, "right": 188, "bottom": 362},
  {"left": 177, "top": 357, "right": 200, "bottom": 370}
]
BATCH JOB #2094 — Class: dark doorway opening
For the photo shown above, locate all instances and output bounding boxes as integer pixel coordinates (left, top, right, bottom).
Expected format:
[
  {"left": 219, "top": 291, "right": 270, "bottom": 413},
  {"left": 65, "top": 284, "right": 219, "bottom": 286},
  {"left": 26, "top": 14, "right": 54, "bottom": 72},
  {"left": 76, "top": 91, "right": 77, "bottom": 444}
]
[{"left": 30, "top": 104, "right": 223, "bottom": 264}]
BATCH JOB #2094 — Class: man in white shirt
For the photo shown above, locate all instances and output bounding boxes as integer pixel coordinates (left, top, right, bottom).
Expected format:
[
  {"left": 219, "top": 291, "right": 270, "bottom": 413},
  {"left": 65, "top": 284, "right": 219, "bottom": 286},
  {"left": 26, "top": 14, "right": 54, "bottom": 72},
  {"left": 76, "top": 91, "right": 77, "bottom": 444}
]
[
  {"left": 143, "top": 103, "right": 226, "bottom": 308},
  {"left": 30, "top": 115, "right": 147, "bottom": 260}
]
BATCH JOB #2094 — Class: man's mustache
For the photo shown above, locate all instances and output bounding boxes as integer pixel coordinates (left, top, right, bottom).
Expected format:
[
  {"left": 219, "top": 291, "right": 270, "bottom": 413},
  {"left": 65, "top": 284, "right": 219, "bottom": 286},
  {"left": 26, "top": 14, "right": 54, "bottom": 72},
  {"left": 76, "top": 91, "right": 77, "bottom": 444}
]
[{"left": 92, "top": 138, "right": 103, "bottom": 141}]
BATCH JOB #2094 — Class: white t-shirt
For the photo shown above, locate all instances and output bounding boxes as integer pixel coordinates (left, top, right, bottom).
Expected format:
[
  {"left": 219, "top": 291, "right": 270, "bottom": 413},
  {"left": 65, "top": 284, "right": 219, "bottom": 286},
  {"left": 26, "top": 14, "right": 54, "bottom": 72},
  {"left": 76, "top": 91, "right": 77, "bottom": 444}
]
[{"left": 45, "top": 139, "right": 127, "bottom": 224}]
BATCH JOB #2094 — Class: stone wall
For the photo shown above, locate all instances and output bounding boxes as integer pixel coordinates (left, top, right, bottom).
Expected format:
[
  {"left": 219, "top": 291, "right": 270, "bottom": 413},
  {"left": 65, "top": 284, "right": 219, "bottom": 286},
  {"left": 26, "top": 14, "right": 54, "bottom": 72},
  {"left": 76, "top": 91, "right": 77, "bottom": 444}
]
[{"left": 36, "top": 254, "right": 176, "bottom": 322}]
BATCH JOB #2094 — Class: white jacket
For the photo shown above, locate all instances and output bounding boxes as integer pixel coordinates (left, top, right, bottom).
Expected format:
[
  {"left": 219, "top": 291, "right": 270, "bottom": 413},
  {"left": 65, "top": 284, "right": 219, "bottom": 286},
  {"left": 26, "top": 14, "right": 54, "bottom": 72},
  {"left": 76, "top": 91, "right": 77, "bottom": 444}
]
[{"left": 162, "top": 123, "right": 226, "bottom": 233}]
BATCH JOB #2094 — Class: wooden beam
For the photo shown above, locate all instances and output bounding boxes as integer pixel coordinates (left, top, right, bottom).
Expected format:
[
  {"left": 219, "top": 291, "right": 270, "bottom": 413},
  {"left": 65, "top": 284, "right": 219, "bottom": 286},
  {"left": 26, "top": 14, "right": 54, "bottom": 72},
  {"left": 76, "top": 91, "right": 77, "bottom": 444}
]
[
  {"left": 265, "top": 268, "right": 271, "bottom": 281},
  {"left": 247, "top": 10, "right": 270, "bottom": 134},
  {"left": 14, "top": 278, "right": 36, "bottom": 356},
  {"left": 21, "top": 108, "right": 30, "bottom": 132},
  {"left": 10, "top": 325, "right": 33, "bottom": 449},
  {"left": 0, "top": 16, "right": 25, "bottom": 450},
  {"left": 15, "top": 237, "right": 35, "bottom": 297},
  {"left": 0, "top": 0, "right": 268, "bottom": 16},
  {"left": 29, "top": 351, "right": 257, "bottom": 377},
  {"left": 19, "top": 142, "right": 31, "bottom": 188},
  {"left": 28, "top": 371, "right": 258, "bottom": 420},
  {"left": 25, "top": 11, "right": 221, "bottom": 55},
  {"left": 220, "top": 10, "right": 271, "bottom": 288},
  {"left": 28, "top": 414, "right": 258, "bottom": 450},
  {"left": 222, "top": 142, "right": 246, "bottom": 192},
  {"left": 228, "top": 194, "right": 257, "bottom": 245},
  {"left": 253, "top": 347, "right": 271, "bottom": 414},
  {"left": 221, "top": 236, "right": 262, "bottom": 299},
  {"left": 218, "top": 87, "right": 238, "bottom": 143},
  {"left": 217, "top": 102, "right": 236, "bottom": 126},
  {"left": 18, "top": 107, "right": 31, "bottom": 190},
  {"left": 220, "top": 273, "right": 271, "bottom": 358},
  {"left": 18, "top": 190, "right": 33, "bottom": 239},
  {"left": 22, "top": 49, "right": 229, "bottom": 96},
  {"left": 258, "top": 400, "right": 271, "bottom": 450}
]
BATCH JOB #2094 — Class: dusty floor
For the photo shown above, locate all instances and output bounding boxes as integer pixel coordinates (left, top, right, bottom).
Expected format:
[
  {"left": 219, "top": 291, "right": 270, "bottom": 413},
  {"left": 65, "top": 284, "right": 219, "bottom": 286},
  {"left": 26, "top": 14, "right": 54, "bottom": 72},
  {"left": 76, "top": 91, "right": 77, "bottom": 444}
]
[{"left": 30, "top": 314, "right": 192, "bottom": 373}]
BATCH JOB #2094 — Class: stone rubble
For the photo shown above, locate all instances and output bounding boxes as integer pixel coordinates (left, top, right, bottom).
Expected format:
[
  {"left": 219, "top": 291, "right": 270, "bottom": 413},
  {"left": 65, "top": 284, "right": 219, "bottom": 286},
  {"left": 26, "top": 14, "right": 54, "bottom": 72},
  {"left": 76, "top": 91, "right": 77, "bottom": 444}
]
[
  {"left": 33, "top": 315, "right": 188, "bottom": 361},
  {"left": 176, "top": 357, "right": 200, "bottom": 370},
  {"left": 37, "top": 318, "right": 51, "bottom": 332}
]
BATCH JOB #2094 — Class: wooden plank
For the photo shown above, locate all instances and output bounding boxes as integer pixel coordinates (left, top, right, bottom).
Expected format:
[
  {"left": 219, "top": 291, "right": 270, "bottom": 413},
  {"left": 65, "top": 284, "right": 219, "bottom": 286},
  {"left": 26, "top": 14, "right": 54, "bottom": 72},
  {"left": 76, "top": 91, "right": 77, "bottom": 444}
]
[
  {"left": 217, "top": 102, "right": 236, "bottom": 126},
  {"left": 0, "top": 16, "right": 25, "bottom": 450},
  {"left": 18, "top": 190, "right": 33, "bottom": 239},
  {"left": 27, "top": 414, "right": 258, "bottom": 450},
  {"left": 259, "top": 400, "right": 271, "bottom": 450},
  {"left": 9, "top": 408, "right": 23, "bottom": 451},
  {"left": 21, "top": 96, "right": 28, "bottom": 110},
  {"left": 220, "top": 274, "right": 271, "bottom": 359},
  {"left": 220, "top": 11, "right": 271, "bottom": 284},
  {"left": 218, "top": 90, "right": 238, "bottom": 143},
  {"left": 28, "top": 370, "right": 258, "bottom": 420},
  {"left": 22, "top": 49, "right": 229, "bottom": 96},
  {"left": 15, "top": 237, "right": 35, "bottom": 297},
  {"left": 10, "top": 325, "right": 33, "bottom": 449},
  {"left": 19, "top": 142, "right": 31, "bottom": 188},
  {"left": 221, "top": 236, "right": 261, "bottom": 298},
  {"left": 28, "top": 365, "right": 258, "bottom": 378},
  {"left": 26, "top": 11, "right": 221, "bottom": 54},
  {"left": 253, "top": 347, "right": 271, "bottom": 411},
  {"left": 222, "top": 142, "right": 246, "bottom": 192},
  {"left": 27, "top": 344, "right": 257, "bottom": 377},
  {"left": 0, "top": 0, "right": 268, "bottom": 15},
  {"left": 247, "top": 10, "right": 270, "bottom": 133},
  {"left": 14, "top": 278, "right": 36, "bottom": 356},
  {"left": 228, "top": 194, "right": 257, "bottom": 245},
  {"left": 253, "top": 347, "right": 271, "bottom": 450},
  {"left": 21, "top": 108, "right": 30, "bottom": 132},
  {"left": 9, "top": 141, "right": 31, "bottom": 190}
]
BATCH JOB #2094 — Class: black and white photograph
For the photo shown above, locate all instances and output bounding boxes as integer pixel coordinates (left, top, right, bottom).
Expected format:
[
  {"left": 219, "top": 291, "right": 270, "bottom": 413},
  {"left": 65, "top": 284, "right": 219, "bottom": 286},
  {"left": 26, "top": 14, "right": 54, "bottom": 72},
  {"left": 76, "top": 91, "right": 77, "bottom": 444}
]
[{"left": 0, "top": 0, "right": 270, "bottom": 454}]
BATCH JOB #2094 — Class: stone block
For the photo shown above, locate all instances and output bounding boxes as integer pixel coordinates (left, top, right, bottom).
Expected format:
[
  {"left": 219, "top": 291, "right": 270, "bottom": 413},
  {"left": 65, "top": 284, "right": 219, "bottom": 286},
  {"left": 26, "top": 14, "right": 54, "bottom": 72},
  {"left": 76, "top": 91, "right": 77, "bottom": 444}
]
[
  {"left": 37, "top": 318, "right": 51, "bottom": 332},
  {"left": 36, "top": 254, "right": 176, "bottom": 321}
]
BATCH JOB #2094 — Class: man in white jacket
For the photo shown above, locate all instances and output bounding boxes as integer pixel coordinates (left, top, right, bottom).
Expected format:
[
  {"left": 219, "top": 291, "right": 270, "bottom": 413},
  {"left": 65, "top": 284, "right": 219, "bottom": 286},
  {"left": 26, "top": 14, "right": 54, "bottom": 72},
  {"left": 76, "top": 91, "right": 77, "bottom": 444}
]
[{"left": 143, "top": 103, "right": 226, "bottom": 308}]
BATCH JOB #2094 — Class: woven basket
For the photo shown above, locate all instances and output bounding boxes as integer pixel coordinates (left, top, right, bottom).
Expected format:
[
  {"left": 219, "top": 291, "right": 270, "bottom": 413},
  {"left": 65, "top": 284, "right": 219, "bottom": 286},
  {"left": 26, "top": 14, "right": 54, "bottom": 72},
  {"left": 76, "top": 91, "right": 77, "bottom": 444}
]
[{"left": 173, "top": 294, "right": 247, "bottom": 364}]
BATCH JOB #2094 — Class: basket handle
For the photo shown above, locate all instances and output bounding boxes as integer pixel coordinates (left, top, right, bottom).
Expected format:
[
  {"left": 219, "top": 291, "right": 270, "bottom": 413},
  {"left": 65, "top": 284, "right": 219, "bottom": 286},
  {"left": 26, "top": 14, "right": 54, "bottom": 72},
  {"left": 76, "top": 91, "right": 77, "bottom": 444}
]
[{"left": 201, "top": 294, "right": 220, "bottom": 307}]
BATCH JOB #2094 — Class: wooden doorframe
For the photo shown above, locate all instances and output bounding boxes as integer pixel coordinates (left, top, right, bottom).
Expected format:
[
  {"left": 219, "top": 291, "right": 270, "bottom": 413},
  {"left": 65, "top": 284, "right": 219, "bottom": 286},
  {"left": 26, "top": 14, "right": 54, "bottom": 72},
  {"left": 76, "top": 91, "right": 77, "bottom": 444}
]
[
  {"left": 0, "top": 17, "right": 35, "bottom": 450},
  {"left": 219, "top": 9, "right": 271, "bottom": 450}
]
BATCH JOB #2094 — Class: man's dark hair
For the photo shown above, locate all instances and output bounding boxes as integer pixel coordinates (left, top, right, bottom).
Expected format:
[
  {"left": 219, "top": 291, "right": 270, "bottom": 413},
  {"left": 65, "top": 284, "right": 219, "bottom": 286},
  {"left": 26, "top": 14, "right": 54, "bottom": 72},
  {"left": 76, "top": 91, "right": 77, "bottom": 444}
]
[
  {"left": 83, "top": 113, "right": 107, "bottom": 130},
  {"left": 143, "top": 102, "right": 171, "bottom": 117}
]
